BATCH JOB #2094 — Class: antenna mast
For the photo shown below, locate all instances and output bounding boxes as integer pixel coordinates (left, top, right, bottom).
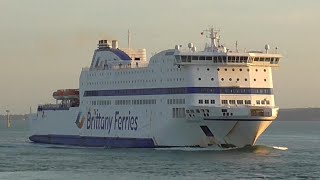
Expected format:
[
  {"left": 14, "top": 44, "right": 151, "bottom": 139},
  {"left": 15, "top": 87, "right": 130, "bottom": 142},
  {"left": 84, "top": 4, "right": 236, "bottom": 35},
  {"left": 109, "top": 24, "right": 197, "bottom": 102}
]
[
  {"left": 128, "top": 29, "right": 131, "bottom": 50},
  {"left": 203, "top": 27, "right": 220, "bottom": 52}
]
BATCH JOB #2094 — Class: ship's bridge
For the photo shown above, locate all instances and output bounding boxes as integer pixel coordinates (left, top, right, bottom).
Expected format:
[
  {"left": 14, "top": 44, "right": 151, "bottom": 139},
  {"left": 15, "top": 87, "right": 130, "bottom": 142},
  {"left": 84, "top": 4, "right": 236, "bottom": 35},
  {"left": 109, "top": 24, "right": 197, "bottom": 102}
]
[
  {"left": 174, "top": 51, "right": 282, "bottom": 67},
  {"left": 173, "top": 28, "right": 282, "bottom": 67}
]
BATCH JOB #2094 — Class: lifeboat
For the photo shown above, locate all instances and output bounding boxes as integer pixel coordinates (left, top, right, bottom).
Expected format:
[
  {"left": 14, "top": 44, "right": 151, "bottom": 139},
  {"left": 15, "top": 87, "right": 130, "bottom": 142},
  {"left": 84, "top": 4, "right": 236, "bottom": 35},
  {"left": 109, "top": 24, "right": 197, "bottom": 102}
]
[{"left": 53, "top": 89, "right": 79, "bottom": 100}]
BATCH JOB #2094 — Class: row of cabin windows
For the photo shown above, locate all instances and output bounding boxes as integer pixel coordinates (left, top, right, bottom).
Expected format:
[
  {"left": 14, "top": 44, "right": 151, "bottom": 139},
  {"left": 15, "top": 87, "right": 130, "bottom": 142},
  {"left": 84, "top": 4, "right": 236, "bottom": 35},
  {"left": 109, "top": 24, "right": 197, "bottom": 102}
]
[
  {"left": 217, "top": 78, "right": 267, "bottom": 82},
  {"left": 168, "top": 99, "right": 186, "bottom": 104},
  {"left": 86, "top": 77, "right": 186, "bottom": 86},
  {"left": 199, "top": 99, "right": 215, "bottom": 104},
  {"left": 199, "top": 77, "right": 267, "bottom": 82},
  {"left": 179, "top": 56, "right": 249, "bottom": 63},
  {"left": 215, "top": 68, "right": 267, "bottom": 72},
  {"left": 88, "top": 67, "right": 183, "bottom": 78},
  {"left": 91, "top": 99, "right": 156, "bottom": 106},
  {"left": 172, "top": 108, "right": 186, "bottom": 118},
  {"left": 91, "top": 100, "right": 111, "bottom": 106},
  {"left": 186, "top": 109, "right": 209, "bottom": 114},
  {"left": 256, "top": 100, "right": 270, "bottom": 105},
  {"left": 221, "top": 100, "right": 252, "bottom": 105},
  {"left": 253, "top": 57, "right": 280, "bottom": 63},
  {"left": 87, "top": 69, "right": 155, "bottom": 77},
  {"left": 178, "top": 56, "right": 279, "bottom": 64}
]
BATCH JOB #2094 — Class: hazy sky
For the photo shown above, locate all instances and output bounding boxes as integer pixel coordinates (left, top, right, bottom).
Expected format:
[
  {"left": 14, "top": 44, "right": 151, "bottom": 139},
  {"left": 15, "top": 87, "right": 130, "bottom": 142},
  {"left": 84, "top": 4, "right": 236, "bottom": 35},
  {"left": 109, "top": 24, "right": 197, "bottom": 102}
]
[{"left": 0, "top": 0, "right": 319, "bottom": 114}]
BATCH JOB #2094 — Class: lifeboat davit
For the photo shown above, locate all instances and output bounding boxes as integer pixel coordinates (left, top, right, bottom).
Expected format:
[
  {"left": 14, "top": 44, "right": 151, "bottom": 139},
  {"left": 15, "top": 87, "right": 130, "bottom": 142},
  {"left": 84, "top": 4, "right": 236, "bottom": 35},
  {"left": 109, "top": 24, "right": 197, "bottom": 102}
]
[{"left": 53, "top": 89, "right": 79, "bottom": 100}]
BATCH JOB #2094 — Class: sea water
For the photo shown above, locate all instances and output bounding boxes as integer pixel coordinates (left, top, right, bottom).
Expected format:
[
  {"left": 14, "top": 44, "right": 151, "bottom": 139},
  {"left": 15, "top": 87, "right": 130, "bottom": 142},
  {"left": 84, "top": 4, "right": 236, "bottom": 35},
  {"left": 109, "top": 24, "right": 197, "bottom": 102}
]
[{"left": 0, "top": 119, "right": 319, "bottom": 180}]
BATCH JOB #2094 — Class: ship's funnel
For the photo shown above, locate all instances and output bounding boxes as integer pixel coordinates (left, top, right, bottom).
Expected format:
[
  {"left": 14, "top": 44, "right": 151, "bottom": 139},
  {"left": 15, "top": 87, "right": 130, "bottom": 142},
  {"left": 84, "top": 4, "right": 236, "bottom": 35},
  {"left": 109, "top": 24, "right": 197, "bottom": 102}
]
[{"left": 112, "top": 40, "right": 119, "bottom": 49}]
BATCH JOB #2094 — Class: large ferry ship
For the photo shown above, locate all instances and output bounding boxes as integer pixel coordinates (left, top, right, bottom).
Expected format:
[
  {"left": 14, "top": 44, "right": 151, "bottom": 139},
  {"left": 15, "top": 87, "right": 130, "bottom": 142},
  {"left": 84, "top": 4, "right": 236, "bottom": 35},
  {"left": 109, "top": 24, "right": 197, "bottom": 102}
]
[{"left": 29, "top": 28, "right": 282, "bottom": 148}]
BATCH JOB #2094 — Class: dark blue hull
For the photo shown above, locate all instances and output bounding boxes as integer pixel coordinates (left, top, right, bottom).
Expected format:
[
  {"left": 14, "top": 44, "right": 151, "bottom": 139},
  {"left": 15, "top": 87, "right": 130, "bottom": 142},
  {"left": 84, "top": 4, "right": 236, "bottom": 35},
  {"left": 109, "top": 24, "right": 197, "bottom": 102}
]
[{"left": 29, "top": 135, "right": 155, "bottom": 148}]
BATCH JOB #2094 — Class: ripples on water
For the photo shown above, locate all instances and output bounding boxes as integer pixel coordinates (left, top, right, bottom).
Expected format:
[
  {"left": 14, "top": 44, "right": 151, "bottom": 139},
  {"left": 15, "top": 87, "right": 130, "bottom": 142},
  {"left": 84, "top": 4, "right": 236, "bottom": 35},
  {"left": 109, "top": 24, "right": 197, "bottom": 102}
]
[{"left": 0, "top": 120, "right": 319, "bottom": 180}]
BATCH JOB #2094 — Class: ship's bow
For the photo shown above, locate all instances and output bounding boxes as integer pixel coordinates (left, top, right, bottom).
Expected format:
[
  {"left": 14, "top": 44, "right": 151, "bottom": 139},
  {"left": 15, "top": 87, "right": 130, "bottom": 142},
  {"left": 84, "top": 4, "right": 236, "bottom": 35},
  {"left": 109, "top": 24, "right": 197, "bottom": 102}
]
[{"left": 186, "top": 106, "right": 279, "bottom": 148}]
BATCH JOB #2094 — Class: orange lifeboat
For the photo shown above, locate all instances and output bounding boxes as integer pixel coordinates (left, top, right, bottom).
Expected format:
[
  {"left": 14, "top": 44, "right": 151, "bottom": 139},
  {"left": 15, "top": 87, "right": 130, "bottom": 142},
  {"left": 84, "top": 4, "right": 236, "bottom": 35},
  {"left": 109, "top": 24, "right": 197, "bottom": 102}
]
[{"left": 53, "top": 89, "right": 79, "bottom": 100}]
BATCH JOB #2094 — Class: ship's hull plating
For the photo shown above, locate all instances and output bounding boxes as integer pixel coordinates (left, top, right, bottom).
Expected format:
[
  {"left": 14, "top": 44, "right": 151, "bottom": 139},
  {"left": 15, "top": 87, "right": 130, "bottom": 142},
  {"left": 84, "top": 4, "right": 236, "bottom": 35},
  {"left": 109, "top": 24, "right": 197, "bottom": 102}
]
[{"left": 29, "top": 107, "right": 276, "bottom": 148}]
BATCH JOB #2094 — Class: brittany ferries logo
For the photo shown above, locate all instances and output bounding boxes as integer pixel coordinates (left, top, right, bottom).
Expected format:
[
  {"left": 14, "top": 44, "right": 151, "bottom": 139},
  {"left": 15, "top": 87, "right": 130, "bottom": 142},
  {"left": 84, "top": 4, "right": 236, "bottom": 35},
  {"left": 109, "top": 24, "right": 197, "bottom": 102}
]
[{"left": 75, "top": 112, "right": 85, "bottom": 129}]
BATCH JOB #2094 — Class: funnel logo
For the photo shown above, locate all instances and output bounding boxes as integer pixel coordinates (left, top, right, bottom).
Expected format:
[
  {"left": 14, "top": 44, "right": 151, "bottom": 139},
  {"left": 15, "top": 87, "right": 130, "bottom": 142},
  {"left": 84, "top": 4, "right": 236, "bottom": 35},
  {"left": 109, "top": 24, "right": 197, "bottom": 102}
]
[{"left": 75, "top": 112, "right": 85, "bottom": 129}]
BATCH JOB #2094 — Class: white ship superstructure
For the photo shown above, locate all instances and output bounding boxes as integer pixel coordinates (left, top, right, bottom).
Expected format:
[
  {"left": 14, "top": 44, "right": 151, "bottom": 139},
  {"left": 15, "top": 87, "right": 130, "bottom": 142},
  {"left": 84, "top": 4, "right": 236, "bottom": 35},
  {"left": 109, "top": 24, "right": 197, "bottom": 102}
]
[{"left": 30, "top": 28, "right": 282, "bottom": 148}]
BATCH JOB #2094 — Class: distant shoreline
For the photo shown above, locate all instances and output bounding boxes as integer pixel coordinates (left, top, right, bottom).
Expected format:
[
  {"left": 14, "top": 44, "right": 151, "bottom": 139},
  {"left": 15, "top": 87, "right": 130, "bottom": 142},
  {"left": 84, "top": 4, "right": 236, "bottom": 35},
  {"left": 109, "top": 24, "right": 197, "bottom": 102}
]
[{"left": 1, "top": 108, "right": 320, "bottom": 121}]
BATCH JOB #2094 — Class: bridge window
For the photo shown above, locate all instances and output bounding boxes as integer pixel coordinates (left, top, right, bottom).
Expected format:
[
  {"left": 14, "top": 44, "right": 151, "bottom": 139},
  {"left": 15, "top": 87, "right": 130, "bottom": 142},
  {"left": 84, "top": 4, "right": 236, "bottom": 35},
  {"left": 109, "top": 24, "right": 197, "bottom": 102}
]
[
  {"left": 221, "top": 100, "right": 228, "bottom": 104},
  {"left": 199, "top": 56, "right": 205, "bottom": 60},
  {"left": 181, "top": 56, "right": 187, "bottom": 62},
  {"left": 192, "top": 56, "right": 198, "bottom": 60},
  {"left": 199, "top": 99, "right": 203, "bottom": 104},
  {"left": 245, "top": 100, "right": 251, "bottom": 104},
  {"left": 256, "top": 100, "right": 260, "bottom": 105},
  {"left": 210, "top": 100, "right": 215, "bottom": 104},
  {"left": 187, "top": 56, "right": 192, "bottom": 62},
  {"left": 229, "top": 100, "right": 236, "bottom": 104},
  {"left": 206, "top": 56, "right": 212, "bottom": 60},
  {"left": 222, "top": 56, "right": 227, "bottom": 62},
  {"left": 205, "top": 100, "right": 209, "bottom": 104},
  {"left": 237, "top": 100, "right": 244, "bottom": 104}
]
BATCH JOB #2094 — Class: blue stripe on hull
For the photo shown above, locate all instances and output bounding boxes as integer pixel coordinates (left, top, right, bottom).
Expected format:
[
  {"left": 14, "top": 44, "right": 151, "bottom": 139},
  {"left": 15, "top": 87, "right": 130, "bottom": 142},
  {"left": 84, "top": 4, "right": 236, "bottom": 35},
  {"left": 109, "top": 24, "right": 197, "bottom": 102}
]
[
  {"left": 29, "top": 135, "right": 155, "bottom": 148},
  {"left": 84, "top": 87, "right": 273, "bottom": 97},
  {"left": 203, "top": 118, "right": 273, "bottom": 121}
]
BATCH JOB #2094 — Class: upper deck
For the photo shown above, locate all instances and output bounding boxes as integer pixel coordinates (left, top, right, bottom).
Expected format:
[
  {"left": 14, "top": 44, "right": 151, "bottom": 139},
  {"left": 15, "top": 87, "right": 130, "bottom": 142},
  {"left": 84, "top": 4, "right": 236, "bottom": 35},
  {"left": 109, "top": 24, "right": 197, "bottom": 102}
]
[
  {"left": 174, "top": 52, "right": 281, "bottom": 67},
  {"left": 174, "top": 27, "right": 282, "bottom": 67}
]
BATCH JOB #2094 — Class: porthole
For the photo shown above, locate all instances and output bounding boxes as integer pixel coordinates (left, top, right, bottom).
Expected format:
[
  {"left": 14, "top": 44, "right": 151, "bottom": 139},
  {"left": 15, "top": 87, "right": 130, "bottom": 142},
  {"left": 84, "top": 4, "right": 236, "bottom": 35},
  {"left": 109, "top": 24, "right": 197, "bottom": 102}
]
[
  {"left": 264, "top": 79, "right": 267, "bottom": 82},
  {"left": 240, "top": 69, "right": 242, "bottom": 71},
  {"left": 225, "top": 68, "right": 227, "bottom": 71},
  {"left": 237, "top": 78, "right": 239, "bottom": 81},
  {"left": 264, "top": 69, "right": 267, "bottom": 72},
  {"left": 245, "top": 78, "right": 248, "bottom": 81},
  {"left": 207, "top": 68, "right": 210, "bottom": 71},
  {"left": 217, "top": 68, "right": 220, "bottom": 71},
  {"left": 211, "top": 78, "right": 214, "bottom": 81},
  {"left": 229, "top": 78, "right": 232, "bottom": 81},
  {"left": 232, "top": 68, "right": 235, "bottom": 71},
  {"left": 198, "top": 78, "right": 201, "bottom": 80},
  {"left": 256, "top": 69, "right": 258, "bottom": 72},
  {"left": 247, "top": 69, "right": 250, "bottom": 72},
  {"left": 221, "top": 78, "right": 224, "bottom": 81},
  {"left": 254, "top": 79, "right": 256, "bottom": 81}
]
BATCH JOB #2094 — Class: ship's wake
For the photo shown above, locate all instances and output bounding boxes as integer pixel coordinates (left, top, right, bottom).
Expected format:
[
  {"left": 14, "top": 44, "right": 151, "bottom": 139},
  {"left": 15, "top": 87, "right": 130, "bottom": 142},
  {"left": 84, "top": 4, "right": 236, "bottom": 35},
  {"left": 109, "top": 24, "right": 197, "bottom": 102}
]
[{"left": 155, "top": 145, "right": 288, "bottom": 153}]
